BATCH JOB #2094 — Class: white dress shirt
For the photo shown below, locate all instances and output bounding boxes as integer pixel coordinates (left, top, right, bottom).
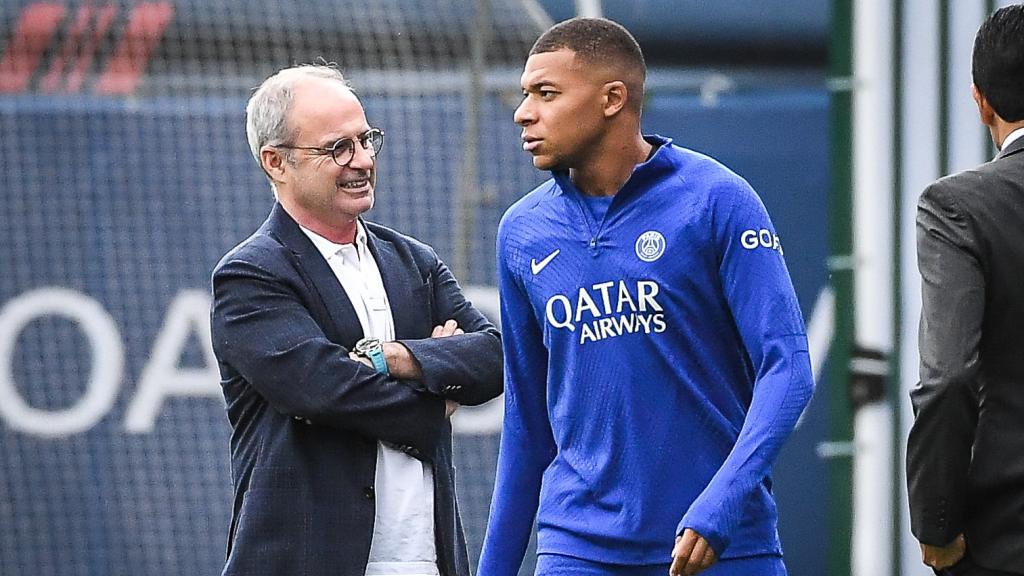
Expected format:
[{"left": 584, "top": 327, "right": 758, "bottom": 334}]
[
  {"left": 1001, "top": 126, "right": 1024, "bottom": 152},
  {"left": 301, "top": 223, "right": 438, "bottom": 576}
]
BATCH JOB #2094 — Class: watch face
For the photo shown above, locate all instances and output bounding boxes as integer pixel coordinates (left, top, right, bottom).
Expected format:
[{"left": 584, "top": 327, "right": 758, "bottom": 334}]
[{"left": 355, "top": 337, "right": 382, "bottom": 354}]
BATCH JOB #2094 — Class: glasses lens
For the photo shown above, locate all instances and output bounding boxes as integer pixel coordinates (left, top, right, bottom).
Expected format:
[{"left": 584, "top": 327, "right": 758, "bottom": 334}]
[
  {"left": 364, "top": 129, "right": 384, "bottom": 156},
  {"left": 329, "top": 130, "right": 383, "bottom": 166},
  {"left": 330, "top": 138, "right": 355, "bottom": 166}
]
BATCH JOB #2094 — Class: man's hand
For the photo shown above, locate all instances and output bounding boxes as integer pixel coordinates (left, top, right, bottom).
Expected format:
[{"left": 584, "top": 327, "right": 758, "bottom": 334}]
[
  {"left": 445, "top": 399, "right": 460, "bottom": 418},
  {"left": 432, "top": 319, "right": 464, "bottom": 338},
  {"left": 921, "top": 534, "right": 965, "bottom": 571},
  {"left": 670, "top": 529, "right": 718, "bottom": 576},
  {"left": 380, "top": 319, "right": 465, "bottom": 378}
]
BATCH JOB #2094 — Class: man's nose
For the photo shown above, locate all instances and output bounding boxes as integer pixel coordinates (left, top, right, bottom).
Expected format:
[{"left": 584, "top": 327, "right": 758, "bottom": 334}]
[
  {"left": 513, "top": 99, "right": 534, "bottom": 126},
  {"left": 349, "top": 141, "right": 375, "bottom": 169}
]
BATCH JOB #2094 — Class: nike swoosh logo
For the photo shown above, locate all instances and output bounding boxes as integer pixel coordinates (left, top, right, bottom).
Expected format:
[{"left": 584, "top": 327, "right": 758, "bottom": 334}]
[{"left": 531, "top": 249, "right": 560, "bottom": 275}]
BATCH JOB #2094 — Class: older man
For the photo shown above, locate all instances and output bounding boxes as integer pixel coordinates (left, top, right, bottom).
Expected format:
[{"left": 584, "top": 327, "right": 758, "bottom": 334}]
[{"left": 210, "top": 64, "right": 501, "bottom": 576}]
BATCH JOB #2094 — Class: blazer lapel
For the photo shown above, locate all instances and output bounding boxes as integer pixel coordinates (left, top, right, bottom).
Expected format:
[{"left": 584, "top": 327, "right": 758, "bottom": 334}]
[
  {"left": 266, "top": 203, "right": 364, "bottom": 345},
  {"left": 365, "top": 226, "right": 426, "bottom": 340}
]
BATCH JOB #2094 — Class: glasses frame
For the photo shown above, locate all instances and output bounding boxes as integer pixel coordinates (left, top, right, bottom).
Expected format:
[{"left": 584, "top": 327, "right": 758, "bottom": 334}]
[{"left": 275, "top": 127, "right": 385, "bottom": 167}]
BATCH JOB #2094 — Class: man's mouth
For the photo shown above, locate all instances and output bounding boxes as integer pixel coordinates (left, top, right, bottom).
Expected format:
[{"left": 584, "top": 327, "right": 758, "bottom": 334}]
[
  {"left": 339, "top": 177, "right": 371, "bottom": 191},
  {"left": 522, "top": 136, "right": 542, "bottom": 152}
]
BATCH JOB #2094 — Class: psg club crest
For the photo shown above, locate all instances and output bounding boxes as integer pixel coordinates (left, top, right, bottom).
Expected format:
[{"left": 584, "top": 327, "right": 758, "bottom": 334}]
[{"left": 634, "top": 230, "right": 666, "bottom": 262}]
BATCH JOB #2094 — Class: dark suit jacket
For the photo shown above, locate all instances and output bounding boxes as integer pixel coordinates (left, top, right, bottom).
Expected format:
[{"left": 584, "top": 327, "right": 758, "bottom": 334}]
[
  {"left": 908, "top": 135, "right": 1024, "bottom": 574},
  {"left": 210, "top": 203, "right": 502, "bottom": 576}
]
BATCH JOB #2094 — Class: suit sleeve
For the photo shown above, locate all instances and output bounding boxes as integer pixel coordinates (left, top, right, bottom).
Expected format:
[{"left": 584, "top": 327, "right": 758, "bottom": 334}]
[
  {"left": 906, "top": 182, "right": 982, "bottom": 546},
  {"left": 396, "top": 251, "right": 503, "bottom": 406},
  {"left": 211, "top": 254, "right": 445, "bottom": 454},
  {"left": 678, "top": 179, "right": 815, "bottom": 554},
  {"left": 477, "top": 219, "right": 556, "bottom": 576}
]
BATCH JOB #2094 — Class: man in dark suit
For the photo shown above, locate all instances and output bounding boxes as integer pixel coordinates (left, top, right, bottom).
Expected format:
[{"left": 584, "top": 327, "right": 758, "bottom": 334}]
[
  {"left": 907, "top": 5, "right": 1024, "bottom": 575},
  {"left": 210, "top": 64, "right": 502, "bottom": 576}
]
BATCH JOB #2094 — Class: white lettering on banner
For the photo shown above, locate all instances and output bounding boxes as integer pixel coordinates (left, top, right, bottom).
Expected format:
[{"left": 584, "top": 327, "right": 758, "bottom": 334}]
[
  {"left": 125, "top": 290, "right": 222, "bottom": 433},
  {"left": 0, "top": 287, "right": 123, "bottom": 436},
  {"left": 545, "top": 280, "right": 667, "bottom": 344},
  {"left": 0, "top": 286, "right": 506, "bottom": 437}
]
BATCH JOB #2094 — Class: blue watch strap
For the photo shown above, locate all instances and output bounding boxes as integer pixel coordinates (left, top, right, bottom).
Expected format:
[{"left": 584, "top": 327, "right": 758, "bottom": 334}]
[
  {"left": 366, "top": 347, "right": 388, "bottom": 375},
  {"left": 355, "top": 337, "right": 389, "bottom": 376}
]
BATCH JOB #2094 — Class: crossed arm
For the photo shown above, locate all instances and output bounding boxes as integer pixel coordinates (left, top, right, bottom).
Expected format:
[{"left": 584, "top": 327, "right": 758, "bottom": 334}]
[
  {"left": 350, "top": 319, "right": 467, "bottom": 417},
  {"left": 212, "top": 249, "right": 501, "bottom": 451}
]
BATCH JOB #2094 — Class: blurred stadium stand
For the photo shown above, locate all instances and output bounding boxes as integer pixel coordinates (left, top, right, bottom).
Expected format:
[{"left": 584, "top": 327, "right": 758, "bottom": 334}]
[
  {"left": 0, "top": 2, "right": 830, "bottom": 575},
  {"left": 538, "top": 0, "right": 828, "bottom": 67}
]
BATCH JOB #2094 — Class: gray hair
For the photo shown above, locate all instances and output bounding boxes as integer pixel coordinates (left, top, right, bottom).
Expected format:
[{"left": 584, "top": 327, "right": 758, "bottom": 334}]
[{"left": 245, "top": 64, "right": 351, "bottom": 167}]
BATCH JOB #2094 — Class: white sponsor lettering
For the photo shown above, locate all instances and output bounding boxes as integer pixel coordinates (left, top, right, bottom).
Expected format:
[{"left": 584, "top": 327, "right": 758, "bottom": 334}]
[
  {"left": 637, "top": 280, "right": 664, "bottom": 311},
  {"left": 616, "top": 281, "right": 637, "bottom": 313},
  {"left": 575, "top": 286, "right": 602, "bottom": 322},
  {"left": 545, "top": 294, "right": 575, "bottom": 331},
  {"left": 740, "top": 228, "right": 784, "bottom": 254},
  {"left": 545, "top": 279, "right": 667, "bottom": 344}
]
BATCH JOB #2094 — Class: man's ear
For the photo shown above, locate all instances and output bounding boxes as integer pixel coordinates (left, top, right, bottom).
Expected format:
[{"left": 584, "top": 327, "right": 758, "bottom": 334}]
[
  {"left": 972, "top": 84, "right": 997, "bottom": 127},
  {"left": 602, "top": 81, "right": 628, "bottom": 118},
  {"left": 260, "top": 146, "right": 288, "bottom": 182}
]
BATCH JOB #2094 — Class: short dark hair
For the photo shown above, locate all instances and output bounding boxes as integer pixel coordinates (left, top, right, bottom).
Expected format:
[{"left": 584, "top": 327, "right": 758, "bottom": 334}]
[
  {"left": 531, "top": 17, "right": 646, "bottom": 109},
  {"left": 972, "top": 4, "right": 1024, "bottom": 122}
]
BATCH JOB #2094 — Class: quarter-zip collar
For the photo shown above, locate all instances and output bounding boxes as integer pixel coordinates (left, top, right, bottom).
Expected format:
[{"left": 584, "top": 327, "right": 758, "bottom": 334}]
[
  {"left": 551, "top": 134, "right": 676, "bottom": 205},
  {"left": 550, "top": 134, "right": 676, "bottom": 255}
]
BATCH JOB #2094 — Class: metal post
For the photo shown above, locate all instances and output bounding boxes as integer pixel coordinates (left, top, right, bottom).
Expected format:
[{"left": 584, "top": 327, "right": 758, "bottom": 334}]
[
  {"left": 453, "top": 0, "right": 491, "bottom": 280},
  {"left": 828, "top": 0, "right": 855, "bottom": 573},
  {"left": 890, "top": 0, "right": 905, "bottom": 573}
]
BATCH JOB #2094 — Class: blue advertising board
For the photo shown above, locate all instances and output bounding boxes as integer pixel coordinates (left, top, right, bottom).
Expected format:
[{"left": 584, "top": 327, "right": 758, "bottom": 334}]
[{"left": 0, "top": 85, "right": 830, "bottom": 575}]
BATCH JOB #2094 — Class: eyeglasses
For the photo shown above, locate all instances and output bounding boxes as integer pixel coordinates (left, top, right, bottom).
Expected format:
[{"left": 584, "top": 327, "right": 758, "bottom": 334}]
[{"left": 275, "top": 127, "right": 385, "bottom": 167}]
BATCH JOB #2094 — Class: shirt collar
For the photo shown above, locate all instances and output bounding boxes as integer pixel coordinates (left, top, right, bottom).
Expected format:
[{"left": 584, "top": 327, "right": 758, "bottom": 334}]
[
  {"left": 299, "top": 221, "right": 368, "bottom": 261},
  {"left": 1001, "top": 127, "right": 1024, "bottom": 152}
]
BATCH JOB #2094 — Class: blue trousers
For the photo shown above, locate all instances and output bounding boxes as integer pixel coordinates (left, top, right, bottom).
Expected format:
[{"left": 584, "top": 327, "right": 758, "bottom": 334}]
[{"left": 535, "top": 553, "right": 787, "bottom": 576}]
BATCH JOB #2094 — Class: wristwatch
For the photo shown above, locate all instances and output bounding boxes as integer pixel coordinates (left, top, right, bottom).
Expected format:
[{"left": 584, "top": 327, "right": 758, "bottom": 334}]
[{"left": 353, "top": 337, "right": 389, "bottom": 375}]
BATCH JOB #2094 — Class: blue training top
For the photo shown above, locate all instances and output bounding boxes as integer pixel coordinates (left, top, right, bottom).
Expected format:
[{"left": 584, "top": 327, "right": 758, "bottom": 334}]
[{"left": 478, "top": 135, "right": 815, "bottom": 574}]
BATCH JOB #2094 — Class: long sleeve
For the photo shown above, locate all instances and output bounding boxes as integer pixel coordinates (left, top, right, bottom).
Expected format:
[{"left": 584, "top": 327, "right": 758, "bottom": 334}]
[
  {"left": 906, "top": 182, "right": 983, "bottom": 546},
  {"left": 678, "top": 180, "right": 814, "bottom": 554},
  {"left": 478, "top": 222, "right": 557, "bottom": 576},
  {"left": 397, "top": 252, "right": 503, "bottom": 406}
]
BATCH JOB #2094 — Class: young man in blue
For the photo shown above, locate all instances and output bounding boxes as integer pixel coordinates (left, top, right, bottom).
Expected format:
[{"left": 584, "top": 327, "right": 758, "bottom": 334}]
[{"left": 479, "top": 18, "right": 814, "bottom": 576}]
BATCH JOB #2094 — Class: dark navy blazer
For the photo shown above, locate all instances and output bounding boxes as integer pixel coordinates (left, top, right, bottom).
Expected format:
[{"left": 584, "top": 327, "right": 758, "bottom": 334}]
[{"left": 210, "top": 203, "right": 502, "bottom": 576}]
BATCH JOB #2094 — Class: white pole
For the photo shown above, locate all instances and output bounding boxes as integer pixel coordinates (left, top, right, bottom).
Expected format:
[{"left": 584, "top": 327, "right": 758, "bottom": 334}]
[
  {"left": 852, "top": 0, "right": 896, "bottom": 574},
  {"left": 898, "top": 0, "right": 943, "bottom": 573},
  {"left": 575, "top": 0, "right": 602, "bottom": 18}
]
